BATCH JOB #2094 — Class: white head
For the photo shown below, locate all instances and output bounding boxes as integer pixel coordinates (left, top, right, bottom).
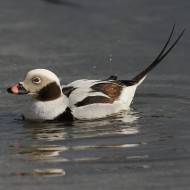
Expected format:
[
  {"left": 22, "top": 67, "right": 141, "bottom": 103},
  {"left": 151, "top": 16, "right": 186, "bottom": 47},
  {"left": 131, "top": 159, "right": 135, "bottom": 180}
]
[{"left": 7, "top": 69, "right": 63, "bottom": 101}]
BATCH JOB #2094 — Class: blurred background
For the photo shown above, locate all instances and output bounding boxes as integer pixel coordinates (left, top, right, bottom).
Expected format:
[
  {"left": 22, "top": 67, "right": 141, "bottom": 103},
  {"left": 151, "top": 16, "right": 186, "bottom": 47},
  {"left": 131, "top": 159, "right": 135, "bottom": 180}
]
[
  {"left": 0, "top": 1, "right": 189, "bottom": 190},
  {"left": 0, "top": 0, "right": 189, "bottom": 83}
]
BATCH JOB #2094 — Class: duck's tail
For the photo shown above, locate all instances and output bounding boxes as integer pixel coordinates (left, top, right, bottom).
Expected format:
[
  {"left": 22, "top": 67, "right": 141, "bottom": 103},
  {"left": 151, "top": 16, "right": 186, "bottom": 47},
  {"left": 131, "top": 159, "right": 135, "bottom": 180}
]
[{"left": 132, "top": 24, "right": 185, "bottom": 85}]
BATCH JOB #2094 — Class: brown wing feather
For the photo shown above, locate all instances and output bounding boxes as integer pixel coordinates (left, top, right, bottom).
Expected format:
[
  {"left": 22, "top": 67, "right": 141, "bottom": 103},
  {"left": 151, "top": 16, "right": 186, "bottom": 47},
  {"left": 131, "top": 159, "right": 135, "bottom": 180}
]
[
  {"left": 91, "top": 83, "right": 123, "bottom": 102},
  {"left": 75, "top": 82, "right": 123, "bottom": 107}
]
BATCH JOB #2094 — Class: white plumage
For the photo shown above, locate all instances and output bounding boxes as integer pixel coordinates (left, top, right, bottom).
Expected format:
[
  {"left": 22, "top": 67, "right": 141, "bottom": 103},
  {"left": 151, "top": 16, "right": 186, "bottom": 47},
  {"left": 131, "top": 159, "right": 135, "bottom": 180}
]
[{"left": 23, "top": 95, "right": 69, "bottom": 121}]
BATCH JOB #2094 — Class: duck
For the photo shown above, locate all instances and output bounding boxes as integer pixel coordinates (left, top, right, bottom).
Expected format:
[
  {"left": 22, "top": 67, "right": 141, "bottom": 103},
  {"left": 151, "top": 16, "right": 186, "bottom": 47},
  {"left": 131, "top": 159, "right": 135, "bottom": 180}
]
[{"left": 7, "top": 25, "right": 184, "bottom": 121}]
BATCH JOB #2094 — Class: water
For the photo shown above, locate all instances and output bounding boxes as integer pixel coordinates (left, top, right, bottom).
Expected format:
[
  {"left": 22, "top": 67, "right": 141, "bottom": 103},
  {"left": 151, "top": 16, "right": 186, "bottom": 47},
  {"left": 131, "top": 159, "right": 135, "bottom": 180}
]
[{"left": 0, "top": 0, "right": 190, "bottom": 189}]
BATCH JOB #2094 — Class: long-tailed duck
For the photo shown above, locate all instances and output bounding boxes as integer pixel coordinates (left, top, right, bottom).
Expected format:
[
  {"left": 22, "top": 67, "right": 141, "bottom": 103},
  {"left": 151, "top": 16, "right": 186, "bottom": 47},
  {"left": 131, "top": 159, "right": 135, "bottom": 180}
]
[{"left": 7, "top": 25, "right": 184, "bottom": 121}]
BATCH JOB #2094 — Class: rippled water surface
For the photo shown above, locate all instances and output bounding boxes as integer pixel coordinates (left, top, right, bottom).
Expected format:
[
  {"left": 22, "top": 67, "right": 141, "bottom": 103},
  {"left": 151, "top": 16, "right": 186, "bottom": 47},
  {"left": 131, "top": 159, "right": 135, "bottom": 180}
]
[{"left": 0, "top": 0, "right": 190, "bottom": 189}]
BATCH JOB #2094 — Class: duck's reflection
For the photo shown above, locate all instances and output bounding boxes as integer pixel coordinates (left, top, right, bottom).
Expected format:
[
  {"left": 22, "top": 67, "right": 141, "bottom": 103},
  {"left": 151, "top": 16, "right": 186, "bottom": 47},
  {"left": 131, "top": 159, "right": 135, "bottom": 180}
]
[
  {"left": 23, "top": 110, "right": 139, "bottom": 141},
  {"left": 13, "top": 168, "right": 65, "bottom": 177},
  {"left": 11, "top": 111, "right": 149, "bottom": 176}
]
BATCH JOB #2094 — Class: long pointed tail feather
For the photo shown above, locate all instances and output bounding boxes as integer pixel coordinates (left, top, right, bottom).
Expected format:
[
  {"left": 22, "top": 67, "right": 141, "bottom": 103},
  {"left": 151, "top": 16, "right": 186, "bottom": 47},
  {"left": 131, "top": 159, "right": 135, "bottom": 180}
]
[{"left": 132, "top": 25, "right": 185, "bottom": 83}]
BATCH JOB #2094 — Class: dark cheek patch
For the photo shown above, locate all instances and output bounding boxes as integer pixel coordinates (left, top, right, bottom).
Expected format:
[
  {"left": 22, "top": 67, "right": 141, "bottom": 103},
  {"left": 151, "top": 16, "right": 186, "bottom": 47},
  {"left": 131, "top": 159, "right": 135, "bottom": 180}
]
[{"left": 37, "top": 82, "right": 61, "bottom": 101}]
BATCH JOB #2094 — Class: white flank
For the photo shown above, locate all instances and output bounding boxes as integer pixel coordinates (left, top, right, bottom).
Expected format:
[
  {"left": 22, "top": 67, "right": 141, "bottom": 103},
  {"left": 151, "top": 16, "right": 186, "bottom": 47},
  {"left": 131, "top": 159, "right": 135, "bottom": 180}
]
[
  {"left": 118, "top": 85, "right": 138, "bottom": 107},
  {"left": 118, "top": 76, "right": 146, "bottom": 107},
  {"left": 72, "top": 101, "right": 127, "bottom": 120}
]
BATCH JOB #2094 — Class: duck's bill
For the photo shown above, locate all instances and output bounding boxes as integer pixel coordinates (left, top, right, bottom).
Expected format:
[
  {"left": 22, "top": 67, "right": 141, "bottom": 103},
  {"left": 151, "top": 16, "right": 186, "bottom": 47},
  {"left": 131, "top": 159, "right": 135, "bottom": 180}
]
[{"left": 7, "top": 83, "right": 29, "bottom": 95}]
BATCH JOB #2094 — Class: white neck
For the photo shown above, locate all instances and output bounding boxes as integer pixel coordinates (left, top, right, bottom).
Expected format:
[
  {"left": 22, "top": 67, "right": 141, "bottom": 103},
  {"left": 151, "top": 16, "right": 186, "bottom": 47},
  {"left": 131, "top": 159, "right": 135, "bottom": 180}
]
[{"left": 23, "top": 95, "right": 69, "bottom": 121}]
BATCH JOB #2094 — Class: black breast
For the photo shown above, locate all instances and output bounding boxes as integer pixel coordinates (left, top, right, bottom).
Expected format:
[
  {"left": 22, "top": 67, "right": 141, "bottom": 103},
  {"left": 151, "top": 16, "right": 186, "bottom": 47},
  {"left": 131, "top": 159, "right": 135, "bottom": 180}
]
[{"left": 54, "top": 107, "right": 74, "bottom": 121}]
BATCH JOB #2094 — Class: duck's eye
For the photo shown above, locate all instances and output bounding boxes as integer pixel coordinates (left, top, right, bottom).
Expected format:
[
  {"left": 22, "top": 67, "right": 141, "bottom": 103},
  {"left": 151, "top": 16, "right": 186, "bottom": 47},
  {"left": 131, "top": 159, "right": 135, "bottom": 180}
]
[{"left": 32, "top": 77, "right": 41, "bottom": 84}]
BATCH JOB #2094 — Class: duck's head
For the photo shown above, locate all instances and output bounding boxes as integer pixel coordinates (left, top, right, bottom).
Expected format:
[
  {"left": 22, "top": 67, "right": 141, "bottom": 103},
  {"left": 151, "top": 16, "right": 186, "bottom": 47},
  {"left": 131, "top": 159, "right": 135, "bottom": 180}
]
[{"left": 7, "top": 69, "right": 62, "bottom": 101}]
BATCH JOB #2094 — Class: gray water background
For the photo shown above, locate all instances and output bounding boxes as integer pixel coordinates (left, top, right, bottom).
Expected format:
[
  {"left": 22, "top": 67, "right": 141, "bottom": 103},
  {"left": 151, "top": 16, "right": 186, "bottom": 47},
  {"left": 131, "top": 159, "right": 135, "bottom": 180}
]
[{"left": 0, "top": 0, "right": 190, "bottom": 189}]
